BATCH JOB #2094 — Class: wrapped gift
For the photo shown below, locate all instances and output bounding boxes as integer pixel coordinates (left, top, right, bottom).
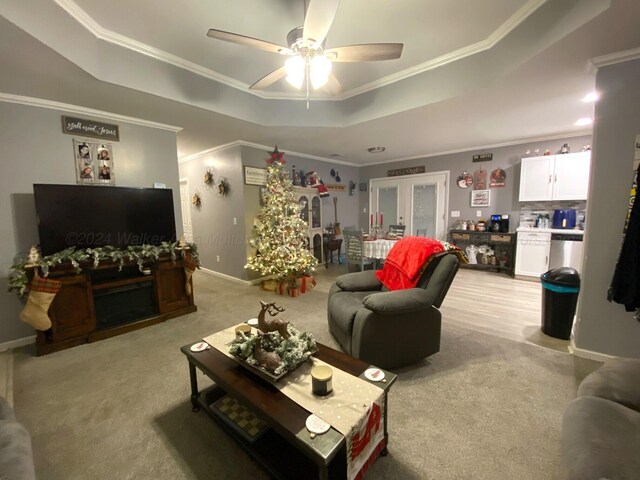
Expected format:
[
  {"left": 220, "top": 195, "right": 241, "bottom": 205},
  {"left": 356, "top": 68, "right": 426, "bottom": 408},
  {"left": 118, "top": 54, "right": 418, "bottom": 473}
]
[
  {"left": 298, "top": 275, "right": 316, "bottom": 293},
  {"left": 260, "top": 279, "right": 278, "bottom": 292},
  {"left": 288, "top": 286, "right": 300, "bottom": 297},
  {"left": 277, "top": 281, "right": 288, "bottom": 295}
]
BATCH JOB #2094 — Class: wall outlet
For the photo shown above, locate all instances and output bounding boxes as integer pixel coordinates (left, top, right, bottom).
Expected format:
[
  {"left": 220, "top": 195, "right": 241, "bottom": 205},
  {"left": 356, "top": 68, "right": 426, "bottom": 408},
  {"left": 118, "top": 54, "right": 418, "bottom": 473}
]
[
  {"left": 476, "top": 210, "right": 482, "bottom": 217},
  {"left": 451, "top": 211, "right": 460, "bottom": 218},
  {"left": 363, "top": 207, "right": 367, "bottom": 213},
  {"left": 233, "top": 217, "right": 237, "bottom": 225},
  {"left": 216, "top": 255, "right": 220, "bottom": 262}
]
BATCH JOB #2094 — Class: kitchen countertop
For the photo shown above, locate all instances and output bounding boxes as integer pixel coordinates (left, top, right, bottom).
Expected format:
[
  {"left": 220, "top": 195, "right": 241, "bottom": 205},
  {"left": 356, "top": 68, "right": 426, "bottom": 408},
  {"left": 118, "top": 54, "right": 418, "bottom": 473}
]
[{"left": 516, "top": 226, "right": 584, "bottom": 235}]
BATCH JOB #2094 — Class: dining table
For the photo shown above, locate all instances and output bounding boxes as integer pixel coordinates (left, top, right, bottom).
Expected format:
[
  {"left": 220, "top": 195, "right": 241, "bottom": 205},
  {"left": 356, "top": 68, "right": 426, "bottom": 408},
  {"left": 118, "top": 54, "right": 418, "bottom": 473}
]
[{"left": 362, "top": 237, "right": 399, "bottom": 260}]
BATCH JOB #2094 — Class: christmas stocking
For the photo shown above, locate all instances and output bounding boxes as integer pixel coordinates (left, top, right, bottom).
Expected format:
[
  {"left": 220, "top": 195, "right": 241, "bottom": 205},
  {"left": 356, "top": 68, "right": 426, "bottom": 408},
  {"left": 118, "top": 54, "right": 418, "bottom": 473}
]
[
  {"left": 19, "top": 276, "right": 62, "bottom": 331},
  {"left": 183, "top": 254, "right": 198, "bottom": 296}
]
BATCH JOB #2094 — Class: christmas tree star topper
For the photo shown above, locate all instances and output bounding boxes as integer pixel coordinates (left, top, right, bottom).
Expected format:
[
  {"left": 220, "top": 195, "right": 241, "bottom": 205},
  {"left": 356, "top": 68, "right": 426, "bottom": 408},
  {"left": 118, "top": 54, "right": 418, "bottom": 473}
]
[{"left": 268, "top": 145, "right": 286, "bottom": 165}]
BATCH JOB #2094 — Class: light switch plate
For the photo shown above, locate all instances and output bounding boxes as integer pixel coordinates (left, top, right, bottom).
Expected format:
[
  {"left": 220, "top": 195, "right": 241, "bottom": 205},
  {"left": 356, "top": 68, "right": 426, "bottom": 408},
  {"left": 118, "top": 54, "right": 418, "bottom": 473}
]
[
  {"left": 451, "top": 211, "right": 460, "bottom": 218},
  {"left": 476, "top": 210, "right": 482, "bottom": 217}
]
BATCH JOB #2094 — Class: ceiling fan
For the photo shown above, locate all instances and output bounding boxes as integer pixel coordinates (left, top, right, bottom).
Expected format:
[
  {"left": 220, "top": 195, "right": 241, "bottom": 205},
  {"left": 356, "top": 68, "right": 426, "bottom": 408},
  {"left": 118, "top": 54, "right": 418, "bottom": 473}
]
[{"left": 206, "top": 0, "right": 403, "bottom": 101}]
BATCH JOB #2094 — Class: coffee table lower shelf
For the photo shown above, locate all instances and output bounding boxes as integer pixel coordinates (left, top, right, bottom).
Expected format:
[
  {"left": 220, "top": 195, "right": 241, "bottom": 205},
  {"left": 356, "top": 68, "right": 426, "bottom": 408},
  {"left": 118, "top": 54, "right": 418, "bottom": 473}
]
[{"left": 196, "top": 385, "right": 347, "bottom": 480}]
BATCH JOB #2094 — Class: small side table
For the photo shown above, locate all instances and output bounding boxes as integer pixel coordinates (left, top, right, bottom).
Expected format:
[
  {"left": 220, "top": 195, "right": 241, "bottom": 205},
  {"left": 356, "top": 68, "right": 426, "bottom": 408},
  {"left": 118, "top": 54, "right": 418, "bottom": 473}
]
[{"left": 323, "top": 237, "right": 343, "bottom": 268}]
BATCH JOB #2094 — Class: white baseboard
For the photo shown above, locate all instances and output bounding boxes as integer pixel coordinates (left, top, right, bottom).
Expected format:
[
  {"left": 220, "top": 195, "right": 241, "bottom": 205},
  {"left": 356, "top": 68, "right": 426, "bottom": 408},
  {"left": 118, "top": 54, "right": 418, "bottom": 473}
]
[
  {"left": 197, "top": 267, "right": 271, "bottom": 286},
  {"left": 0, "top": 335, "right": 36, "bottom": 352},
  {"left": 569, "top": 341, "right": 617, "bottom": 362}
]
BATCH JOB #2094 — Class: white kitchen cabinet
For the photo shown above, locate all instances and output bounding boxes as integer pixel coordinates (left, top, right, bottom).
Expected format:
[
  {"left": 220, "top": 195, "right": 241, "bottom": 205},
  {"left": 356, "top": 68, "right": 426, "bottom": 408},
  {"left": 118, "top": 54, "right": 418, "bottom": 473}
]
[
  {"left": 515, "top": 231, "right": 551, "bottom": 277},
  {"left": 552, "top": 151, "right": 591, "bottom": 200},
  {"left": 519, "top": 152, "right": 591, "bottom": 201}
]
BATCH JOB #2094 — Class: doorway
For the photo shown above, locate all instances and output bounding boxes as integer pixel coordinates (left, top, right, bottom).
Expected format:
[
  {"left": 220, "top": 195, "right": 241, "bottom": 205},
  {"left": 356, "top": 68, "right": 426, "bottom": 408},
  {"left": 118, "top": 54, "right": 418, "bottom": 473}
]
[
  {"left": 179, "top": 178, "right": 193, "bottom": 242},
  {"left": 369, "top": 171, "right": 449, "bottom": 239}
]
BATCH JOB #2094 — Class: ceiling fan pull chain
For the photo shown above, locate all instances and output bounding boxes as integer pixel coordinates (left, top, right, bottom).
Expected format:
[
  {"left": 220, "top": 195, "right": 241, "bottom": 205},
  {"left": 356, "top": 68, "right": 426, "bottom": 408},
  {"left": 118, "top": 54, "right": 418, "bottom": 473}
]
[{"left": 306, "top": 57, "right": 311, "bottom": 110}]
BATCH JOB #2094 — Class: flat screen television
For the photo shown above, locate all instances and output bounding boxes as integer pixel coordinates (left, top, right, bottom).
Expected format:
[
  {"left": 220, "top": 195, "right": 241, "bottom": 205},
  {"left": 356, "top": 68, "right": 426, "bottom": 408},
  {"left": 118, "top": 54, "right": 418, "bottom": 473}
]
[{"left": 33, "top": 184, "right": 177, "bottom": 256}]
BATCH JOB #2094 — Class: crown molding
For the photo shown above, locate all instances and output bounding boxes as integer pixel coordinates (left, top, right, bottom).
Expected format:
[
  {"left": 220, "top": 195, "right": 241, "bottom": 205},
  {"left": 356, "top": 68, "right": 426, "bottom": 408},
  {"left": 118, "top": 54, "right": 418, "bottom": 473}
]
[
  {"left": 363, "top": 129, "right": 592, "bottom": 167},
  {"left": 591, "top": 46, "right": 640, "bottom": 68},
  {"left": 0, "top": 93, "right": 183, "bottom": 132},
  {"left": 179, "top": 140, "right": 360, "bottom": 167},
  {"left": 53, "top": 0, "right": 545, "bottom": 103}
]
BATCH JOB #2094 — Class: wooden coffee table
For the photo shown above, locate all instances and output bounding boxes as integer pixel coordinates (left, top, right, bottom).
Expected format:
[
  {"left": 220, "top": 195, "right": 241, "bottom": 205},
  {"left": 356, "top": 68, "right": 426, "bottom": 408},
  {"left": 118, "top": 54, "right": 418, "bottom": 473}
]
[{"left": 181, "top": 341, "right": 397, "bottom": 480}]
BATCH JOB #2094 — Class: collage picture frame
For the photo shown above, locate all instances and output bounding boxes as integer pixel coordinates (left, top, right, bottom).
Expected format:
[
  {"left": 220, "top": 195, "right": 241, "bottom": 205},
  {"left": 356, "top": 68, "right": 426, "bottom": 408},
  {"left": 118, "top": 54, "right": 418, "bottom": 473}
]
[{"left": 74, "top": 139, "right": 115, "bottom": 185}]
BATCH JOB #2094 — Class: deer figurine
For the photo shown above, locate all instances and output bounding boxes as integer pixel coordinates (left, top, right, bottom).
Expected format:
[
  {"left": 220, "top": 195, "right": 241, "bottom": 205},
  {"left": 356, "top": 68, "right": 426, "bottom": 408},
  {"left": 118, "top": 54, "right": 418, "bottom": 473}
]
[
  {"left": 253, "top": 334, "right": 282, "bottom": 373},
  {"left": 257, "top": 300, "right": 290, "bottom": 339}
]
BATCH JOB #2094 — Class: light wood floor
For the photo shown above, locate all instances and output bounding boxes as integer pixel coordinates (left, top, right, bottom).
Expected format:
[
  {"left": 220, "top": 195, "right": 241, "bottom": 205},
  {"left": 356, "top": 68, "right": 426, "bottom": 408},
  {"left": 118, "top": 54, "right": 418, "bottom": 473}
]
[
  {"left": 317, "top": 263, "right": 570, "bottom": 353},
  {"left": 441, "top": 267, "right": 570, "bottom": 353}
]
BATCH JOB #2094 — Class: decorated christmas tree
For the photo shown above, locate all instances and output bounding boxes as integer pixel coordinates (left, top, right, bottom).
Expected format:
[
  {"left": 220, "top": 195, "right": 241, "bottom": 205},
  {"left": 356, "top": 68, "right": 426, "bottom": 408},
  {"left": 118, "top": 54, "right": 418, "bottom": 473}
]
[{"left": 245, "top": 147, "right": 318, "bottom": 285}]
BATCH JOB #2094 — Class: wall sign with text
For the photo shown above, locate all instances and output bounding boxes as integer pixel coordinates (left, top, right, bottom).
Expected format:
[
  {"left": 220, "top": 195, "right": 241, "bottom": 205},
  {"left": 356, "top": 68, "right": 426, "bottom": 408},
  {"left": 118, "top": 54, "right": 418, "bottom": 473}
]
[
  {"left": 244, "top": 166, "right": 268, "bottom": 186},
  {"left": 472, "top": 153, "right": 493, "bottom": 162},
  {"left": 387, "top": 166, "right": 426, "bottom": 177},
  {"left": 62, "top": 116, "right": 120, "bottom": 141}
]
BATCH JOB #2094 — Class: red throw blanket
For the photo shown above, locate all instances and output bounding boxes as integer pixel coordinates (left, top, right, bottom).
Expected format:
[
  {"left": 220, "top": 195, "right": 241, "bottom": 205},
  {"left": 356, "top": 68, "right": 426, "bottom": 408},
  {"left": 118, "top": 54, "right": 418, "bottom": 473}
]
[{"left": 375, "top": 237, "right": 449, "bottom": 290}]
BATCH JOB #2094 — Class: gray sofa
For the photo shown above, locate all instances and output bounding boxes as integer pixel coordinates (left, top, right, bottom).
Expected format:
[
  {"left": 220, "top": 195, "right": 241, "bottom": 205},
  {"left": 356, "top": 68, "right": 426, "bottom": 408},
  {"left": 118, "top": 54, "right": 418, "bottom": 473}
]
[
  {"left": 0, "top": 396, "right": 35, "bottom": 480},
  {"left": 562, "top": 358, "right": 640, "bottom": 480},
  {"left": 327, "top": 252, "right": 459, "bottom": 370}
]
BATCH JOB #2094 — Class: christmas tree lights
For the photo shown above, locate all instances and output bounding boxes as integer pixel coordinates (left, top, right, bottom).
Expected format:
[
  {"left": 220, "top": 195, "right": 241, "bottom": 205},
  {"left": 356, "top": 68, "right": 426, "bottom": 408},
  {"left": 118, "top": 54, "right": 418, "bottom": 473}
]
[{"left": 245, "top": 147, "right": 318, "bottom": 284}]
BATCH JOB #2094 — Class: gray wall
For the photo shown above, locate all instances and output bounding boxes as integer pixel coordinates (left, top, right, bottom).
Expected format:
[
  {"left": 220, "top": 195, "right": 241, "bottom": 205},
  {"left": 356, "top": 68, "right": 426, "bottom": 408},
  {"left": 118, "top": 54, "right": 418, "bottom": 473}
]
[
  {"left": 0, "top": 101, "right": 181, "bottom": 344},
  {"left": 574, "top": 58, "right": 640, "bottom": 358},
  {"left": 359, "top": 136, "right": 592, "bottom": 232},
  {"left": 178, "top": 145, "right": 248, "bottom": 279}
]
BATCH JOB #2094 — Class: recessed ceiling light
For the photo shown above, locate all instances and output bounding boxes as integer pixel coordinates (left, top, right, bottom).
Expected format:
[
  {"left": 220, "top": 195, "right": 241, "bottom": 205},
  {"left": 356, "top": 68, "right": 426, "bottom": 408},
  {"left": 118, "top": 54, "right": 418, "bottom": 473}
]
[
  {"left": 582, "top": 92, "right": 599, "bottom": 103},
  {"left": 368, "top": 147, "right": 386, "bottom": 153},
  {"left": 574, "top": 117, "right": 593, "bottom": 126}
]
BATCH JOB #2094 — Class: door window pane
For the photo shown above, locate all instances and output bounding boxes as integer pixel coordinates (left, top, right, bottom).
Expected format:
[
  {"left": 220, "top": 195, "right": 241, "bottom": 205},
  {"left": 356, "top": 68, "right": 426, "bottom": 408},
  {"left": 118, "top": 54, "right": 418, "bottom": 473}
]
[
  {"left": 378, "top": 187, "right": 398, "bottom": 228},
  {"left": 412, "top": 184, "right": 436, "bottom": 237}
]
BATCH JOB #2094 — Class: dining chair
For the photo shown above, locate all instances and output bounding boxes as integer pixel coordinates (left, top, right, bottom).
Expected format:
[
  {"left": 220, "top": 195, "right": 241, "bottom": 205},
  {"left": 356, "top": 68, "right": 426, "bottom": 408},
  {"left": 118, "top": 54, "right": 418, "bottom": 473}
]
[
  {"left": 388, "top": 224, "right": 406, "bottom": 237},
  {"left": 343, "top": 229, "right": 375, "bottom": 272},
  {"left": 416, "top": 228, "right": 427, "bottom": 237}
]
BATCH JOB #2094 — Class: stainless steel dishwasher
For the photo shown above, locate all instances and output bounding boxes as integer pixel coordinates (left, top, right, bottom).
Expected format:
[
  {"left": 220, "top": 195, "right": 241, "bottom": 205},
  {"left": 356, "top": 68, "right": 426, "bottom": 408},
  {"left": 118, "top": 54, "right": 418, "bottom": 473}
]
[{"left": 549, "top": 233, "right": 584, "bottom": 273}]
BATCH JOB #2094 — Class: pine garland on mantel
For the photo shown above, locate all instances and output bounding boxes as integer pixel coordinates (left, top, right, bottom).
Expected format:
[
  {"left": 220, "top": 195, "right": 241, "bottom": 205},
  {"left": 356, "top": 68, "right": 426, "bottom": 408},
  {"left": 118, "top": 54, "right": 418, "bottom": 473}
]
[{"left": 8, "top": 242, "right": 199, "bottom": 298}]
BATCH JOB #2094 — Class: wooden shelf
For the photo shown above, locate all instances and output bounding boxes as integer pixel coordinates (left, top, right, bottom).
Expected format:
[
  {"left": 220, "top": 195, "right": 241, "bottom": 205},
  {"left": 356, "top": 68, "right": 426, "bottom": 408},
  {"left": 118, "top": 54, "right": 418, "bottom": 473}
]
[{"left": 448, "top": 230, "right": 516, "bottom": 277}]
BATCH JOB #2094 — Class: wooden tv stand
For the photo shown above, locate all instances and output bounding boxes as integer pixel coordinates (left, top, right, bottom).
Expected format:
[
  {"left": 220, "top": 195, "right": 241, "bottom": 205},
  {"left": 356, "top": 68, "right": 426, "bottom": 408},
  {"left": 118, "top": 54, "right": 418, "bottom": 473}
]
[{"left": 35, "top": 255, "right": 196, "bottom": 355}]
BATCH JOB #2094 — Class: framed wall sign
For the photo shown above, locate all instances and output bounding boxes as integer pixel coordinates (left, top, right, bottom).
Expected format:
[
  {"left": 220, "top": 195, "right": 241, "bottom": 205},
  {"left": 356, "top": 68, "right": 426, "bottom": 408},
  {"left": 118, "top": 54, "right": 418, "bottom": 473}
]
[
  {"left": 470, "top": 189, "right": 490, "bottom": 207},
  {"left": 244, "top": 166, "right": 267, "bottom": 186},
  {"left": 62, "top": 116, "right": 119, "bottom": 141}
]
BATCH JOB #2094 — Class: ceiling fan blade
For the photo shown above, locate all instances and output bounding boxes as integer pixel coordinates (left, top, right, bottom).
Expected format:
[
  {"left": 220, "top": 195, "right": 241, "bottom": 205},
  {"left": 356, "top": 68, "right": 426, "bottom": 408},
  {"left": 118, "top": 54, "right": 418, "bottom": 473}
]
[
  {"left": 250, "top": 66, "right": 287, "bottom": 91},
  {"left": 303, "top": 0, "right": 340, "bottom": 46},
  {"left": 323, "top": 73, "right": 342, "bottom": 96},
  {"left": 207, "top": 29, "right": 292, "bottom": 55},
  {"left": 325, "top": 43, "right": 404, "bottom": 62}
]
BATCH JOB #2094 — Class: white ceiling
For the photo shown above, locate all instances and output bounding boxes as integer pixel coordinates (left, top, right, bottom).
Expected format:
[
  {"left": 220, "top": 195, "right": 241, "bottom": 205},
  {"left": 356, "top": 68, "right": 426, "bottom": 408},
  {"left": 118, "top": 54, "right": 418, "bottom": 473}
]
[{"left": 1, "top": 0, "right": 640, "bottom": 165}]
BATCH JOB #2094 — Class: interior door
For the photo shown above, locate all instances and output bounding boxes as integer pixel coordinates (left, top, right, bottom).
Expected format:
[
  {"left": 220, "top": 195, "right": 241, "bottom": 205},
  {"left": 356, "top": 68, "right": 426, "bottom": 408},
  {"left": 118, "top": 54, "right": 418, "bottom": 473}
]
[
  {"left": 370, "top": 172, "right": 448, "bottom": 239},
  {"left": 179, "top": 179, "right": 193, "bottom": 242}
]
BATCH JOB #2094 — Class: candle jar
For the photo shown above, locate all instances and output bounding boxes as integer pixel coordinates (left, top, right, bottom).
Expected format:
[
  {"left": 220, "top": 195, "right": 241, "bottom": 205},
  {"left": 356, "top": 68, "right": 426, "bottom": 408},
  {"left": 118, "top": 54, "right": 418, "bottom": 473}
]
[{"left": 311, "top": 365, "right": 333, "bottom": 396}]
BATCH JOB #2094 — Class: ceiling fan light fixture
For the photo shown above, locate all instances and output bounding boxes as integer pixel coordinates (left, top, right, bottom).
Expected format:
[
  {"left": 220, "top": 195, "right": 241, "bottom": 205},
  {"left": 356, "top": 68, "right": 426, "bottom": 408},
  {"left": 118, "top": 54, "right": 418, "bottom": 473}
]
[
  {"left": 310, "top": 55, "right": 332, "bottom": 89},
  {"left": 285, "top": 55, "right": 305, "bottom": 89}
]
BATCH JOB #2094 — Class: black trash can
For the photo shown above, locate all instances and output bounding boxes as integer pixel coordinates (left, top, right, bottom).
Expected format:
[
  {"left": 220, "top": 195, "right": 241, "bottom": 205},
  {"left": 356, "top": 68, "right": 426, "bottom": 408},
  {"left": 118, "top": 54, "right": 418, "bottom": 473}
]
[{"left": 540, "top": 267, "right": 581, "bottom": 340}]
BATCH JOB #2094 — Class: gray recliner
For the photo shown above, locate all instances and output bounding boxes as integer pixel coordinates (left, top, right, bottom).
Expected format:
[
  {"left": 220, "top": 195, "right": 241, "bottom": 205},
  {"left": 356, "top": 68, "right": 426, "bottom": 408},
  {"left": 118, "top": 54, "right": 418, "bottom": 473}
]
[{"left": 327, "top": 253, "right": 459, "bottom": 370}]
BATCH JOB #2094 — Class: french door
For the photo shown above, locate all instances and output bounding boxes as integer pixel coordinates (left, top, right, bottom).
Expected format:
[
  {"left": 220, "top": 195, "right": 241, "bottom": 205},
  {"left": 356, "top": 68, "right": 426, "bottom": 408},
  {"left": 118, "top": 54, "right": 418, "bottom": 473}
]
[{"left": 369, "top": 171, "right": 448, "bottom": 240}]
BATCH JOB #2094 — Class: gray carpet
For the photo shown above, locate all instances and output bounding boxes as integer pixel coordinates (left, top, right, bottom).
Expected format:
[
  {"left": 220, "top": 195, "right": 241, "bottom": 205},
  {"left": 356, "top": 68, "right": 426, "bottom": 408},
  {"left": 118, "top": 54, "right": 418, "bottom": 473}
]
[{"left": 12, "top": 266, "right": 600, "bottom": 479}]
